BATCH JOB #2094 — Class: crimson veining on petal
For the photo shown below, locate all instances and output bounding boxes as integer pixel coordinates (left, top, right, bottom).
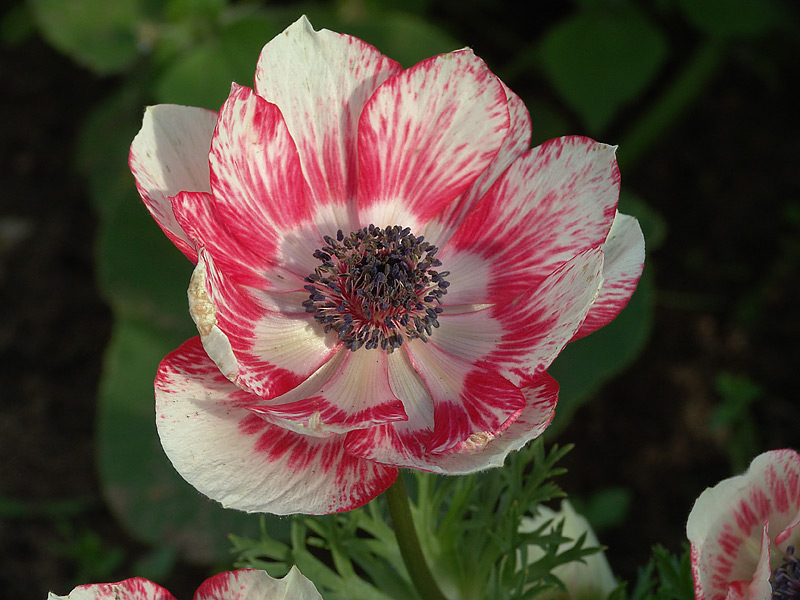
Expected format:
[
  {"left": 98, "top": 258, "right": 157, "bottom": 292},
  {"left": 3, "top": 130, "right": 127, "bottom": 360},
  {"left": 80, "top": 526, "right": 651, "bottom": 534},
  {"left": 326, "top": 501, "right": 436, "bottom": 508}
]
[{"left": 302, "top": 224, "right": 450, "bottom": 352}]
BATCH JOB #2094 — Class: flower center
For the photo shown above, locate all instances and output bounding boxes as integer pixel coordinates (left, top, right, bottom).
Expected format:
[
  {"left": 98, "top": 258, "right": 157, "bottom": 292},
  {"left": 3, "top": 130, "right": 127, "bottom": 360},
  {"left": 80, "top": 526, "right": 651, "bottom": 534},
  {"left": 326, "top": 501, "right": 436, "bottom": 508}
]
[
  {"left": 302, "top": 224, "right": 449, "bottom": 353},
  {"left": 773, "top": 546, "right": 800, "bottom": 600}
]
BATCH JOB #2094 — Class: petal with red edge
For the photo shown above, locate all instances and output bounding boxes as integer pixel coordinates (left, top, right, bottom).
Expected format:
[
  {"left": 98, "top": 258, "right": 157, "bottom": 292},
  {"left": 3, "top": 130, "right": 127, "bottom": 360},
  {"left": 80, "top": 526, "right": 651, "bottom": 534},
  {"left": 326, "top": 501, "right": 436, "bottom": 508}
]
[
  {"left": 404, "top": 338, "right": 525, "bottom": 454},
  {"left": 347, "top": 371, "right": 557, "bottom": 475},
  {"left": 189, "top": 249, "right": 339, "bottom": 400},
  {"left": 47, "top": 578, "right": 176, "bottom": 600},
  {"left": 344, "top": 347, "right": 434, "bottom": 470},
  {"left": 487, "top": 248, "right": 605, "bottom": 383},
  {"left": 423, "top": 82, "right": 532, "bottom": 247},
  {"left": 248, "top": 348, "right": 407, "bottom": 435},
  {"left": 210, "top": 84, "right": 319, "bottom": 275},
  {"left": 687, "top": 449, "right": 800, "bottom": 600},
  {"left": 443, "top": 136, "right": 618, "bottom": 304},
  {"left": 194, "top": 567, "right": 323, "bottom": 600},
  {"left": 572, "top": 212, "right": 645, "bottom": 340},
  {"left": 357, "top": 49, "right": 510, "bottom": 227},
  {"left": 129, "top": 104, "right": 218, "bottom": 263},
  {"left": 255, "top": 16, "right": 401, "bottom": 211},
  {"left": 428, "top": 372, "right": 558, "bottom": 474},
  {"left": 155, "top": 337, "right": 397, "bottom": 515}
]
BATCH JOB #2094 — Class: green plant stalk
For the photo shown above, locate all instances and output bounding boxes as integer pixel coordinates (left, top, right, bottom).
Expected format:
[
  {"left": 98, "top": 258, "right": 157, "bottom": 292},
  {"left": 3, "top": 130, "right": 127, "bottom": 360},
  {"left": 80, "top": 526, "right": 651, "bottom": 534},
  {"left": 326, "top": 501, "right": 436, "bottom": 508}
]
[
  {"left": 618, "top": 38, "right": 725, "bottom": 171},
  {"left": 385, "top": 473, "right": 449, "bottom": 600}
]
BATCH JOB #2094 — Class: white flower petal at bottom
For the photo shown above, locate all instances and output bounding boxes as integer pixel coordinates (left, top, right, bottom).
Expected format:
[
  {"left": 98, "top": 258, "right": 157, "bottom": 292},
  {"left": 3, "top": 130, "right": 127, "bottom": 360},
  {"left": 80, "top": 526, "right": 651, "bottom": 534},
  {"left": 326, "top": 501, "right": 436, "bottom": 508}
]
[{"left": 155, "top": 337, "right": 396, "bottom": 515}]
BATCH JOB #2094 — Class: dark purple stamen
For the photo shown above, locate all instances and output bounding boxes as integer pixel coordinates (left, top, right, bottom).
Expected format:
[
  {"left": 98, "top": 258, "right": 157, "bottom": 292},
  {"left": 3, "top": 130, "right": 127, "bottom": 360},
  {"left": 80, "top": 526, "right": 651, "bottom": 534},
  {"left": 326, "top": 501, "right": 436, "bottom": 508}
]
[
  {"left": 302, "top": 225, "right": 449, "bottom": 353},
  {"left": 772, "top": 546, "right": 800, "bottom": 599}
]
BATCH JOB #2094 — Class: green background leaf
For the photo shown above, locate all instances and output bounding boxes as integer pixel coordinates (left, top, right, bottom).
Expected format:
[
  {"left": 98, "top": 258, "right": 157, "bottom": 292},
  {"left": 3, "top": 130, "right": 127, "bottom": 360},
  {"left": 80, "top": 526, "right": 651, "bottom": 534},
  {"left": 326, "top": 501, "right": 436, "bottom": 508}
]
[
  {"left": 548, "top": 268, "right": 655, "bottom": 438},
  {"left": 28, "top": 0, "right": 146, "bottom": 74},
  {"left": 539, "top": 6, "right": 668, "bottom": 134},
  {"left": 97, "top": 316, "right": 290, "bottom": 563}
]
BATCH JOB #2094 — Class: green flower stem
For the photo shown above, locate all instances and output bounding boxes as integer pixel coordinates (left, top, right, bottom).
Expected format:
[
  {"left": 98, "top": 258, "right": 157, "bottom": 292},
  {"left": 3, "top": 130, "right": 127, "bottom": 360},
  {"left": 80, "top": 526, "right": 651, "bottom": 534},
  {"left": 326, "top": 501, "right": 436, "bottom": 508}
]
[
  {"left": 618, "top": 37, "right": 725, "bottom": 171},
  {"left": 385, "top": 473, "right": 449, "bottom": 600}
]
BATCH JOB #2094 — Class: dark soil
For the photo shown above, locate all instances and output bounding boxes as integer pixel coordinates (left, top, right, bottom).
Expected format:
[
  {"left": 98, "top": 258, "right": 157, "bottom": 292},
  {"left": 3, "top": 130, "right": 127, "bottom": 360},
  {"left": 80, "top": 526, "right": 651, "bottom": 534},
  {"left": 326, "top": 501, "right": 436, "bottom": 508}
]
[{"left": 1, "top": 4, "right": 798, "bottom": 599}]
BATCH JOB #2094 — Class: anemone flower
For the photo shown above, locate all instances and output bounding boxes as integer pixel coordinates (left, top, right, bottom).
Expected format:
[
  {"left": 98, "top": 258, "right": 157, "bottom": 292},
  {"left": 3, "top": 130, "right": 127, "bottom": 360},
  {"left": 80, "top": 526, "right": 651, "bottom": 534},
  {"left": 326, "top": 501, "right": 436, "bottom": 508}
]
[
  {"left": 47, "top": 567, "right": 322, "bottom": 600},
  {"left": 687, "top": 449, "right": 800, "bottom": 600},
  {"left": 129, "top": 16, "right": 645, "bottom": 515}
]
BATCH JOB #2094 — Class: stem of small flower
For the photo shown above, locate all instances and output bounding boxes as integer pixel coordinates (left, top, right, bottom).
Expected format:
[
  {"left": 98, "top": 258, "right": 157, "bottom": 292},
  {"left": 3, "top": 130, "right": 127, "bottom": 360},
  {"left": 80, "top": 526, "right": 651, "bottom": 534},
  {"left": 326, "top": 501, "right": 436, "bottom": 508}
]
[{"left": 385, "top": 473, "right": 450, "bottom": 600}]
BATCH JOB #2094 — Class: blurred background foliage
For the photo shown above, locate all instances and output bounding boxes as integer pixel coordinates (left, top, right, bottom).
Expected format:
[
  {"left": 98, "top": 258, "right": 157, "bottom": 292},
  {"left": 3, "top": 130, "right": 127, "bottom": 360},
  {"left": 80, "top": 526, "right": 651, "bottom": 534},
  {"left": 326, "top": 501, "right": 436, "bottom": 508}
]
[{"left": 1, "top": 0, "right": 798, "bottom": 596}]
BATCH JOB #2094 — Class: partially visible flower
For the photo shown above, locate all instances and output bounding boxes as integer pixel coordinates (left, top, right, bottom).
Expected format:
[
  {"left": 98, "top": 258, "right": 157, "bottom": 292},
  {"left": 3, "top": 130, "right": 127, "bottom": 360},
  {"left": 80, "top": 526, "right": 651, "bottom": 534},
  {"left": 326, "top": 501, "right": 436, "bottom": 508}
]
[
  {"left": 520, "top": 500, "right": 617, "bottom": 599},
  {"left": 47, "top": 567, "right": 322, "bottom": 600},
  {"left": 687, "top": 449, "right": 800, "bottom": 600},
  {"left": 130, "top": 16, "right": 645, "bottom": 515}
]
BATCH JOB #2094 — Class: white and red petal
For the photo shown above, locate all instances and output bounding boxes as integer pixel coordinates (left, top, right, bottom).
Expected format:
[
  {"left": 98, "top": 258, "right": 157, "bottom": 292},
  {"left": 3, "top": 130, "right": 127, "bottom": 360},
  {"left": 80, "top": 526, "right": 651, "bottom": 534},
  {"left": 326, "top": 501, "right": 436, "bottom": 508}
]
[
  {"left": 255, "top": 16, "right": 401, "bottom": 213},
  {"left": 423, "top": 82, "right": 532, "bottom": 247},
  {"left": 209, "top": 84, "right": 316, "bottom": 271},
  {"left": 155, "top": 337, "right": 397, "bottom": 515},
  {"left": 47, "top": 578, "right": 176, "bottom": 600},
  {"left": 357, "top": 50, "right": 510, "bottom": 227},
  {"left": 194, "top": 568, "right": 323, "bottom": 600},
  {"left": 687, "top": 449, "right": 800, "bottom": 600},
  {"left": 572, "top": 211, "right": 645, "bottom": 340},
  {"left": 188, "top": 251, "right": 338, "bottom": 400},
  {"left": 344, "top": 347, "right": 434, "bottom": 470},
  {"left": 247, "top": 348, "right": 407, "bottom": 435},
  {"left": 404, "top": 338, "right": 526, "bottom": 454},
  {"left": 427, "top": 372, "right": 558, "bottom": 474},
  {"left": 172, "top": 191, "right": 296, "bottom": 291},
  {"left": 442, "top": 136, "right": 618, "bottom": 305},
  {"left": 129, "top": 104, "right": 218, "bottom": 263},
  {"left": 347, "top": 370, "right": 557, "bottom": 475},
  {"left": 486, "top": 248, "right": 605, "bottom": 383}
]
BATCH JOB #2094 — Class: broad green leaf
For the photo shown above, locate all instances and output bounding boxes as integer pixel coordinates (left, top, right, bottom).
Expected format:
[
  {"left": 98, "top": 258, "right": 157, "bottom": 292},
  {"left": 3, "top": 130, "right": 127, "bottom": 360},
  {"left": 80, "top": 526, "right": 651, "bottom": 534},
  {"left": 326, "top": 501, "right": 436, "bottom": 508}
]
[
  {"left": 539, "top": 7, "right": 668, "bottom": 134},
  {"left": 527, "top": 98, "right": 573, "bottom": 147},
  {"left": 217, "top": 11, "right": 283, "bottom": 78},
  {"left": 547, "top": 267, "right": 655, "bottom": 438},
  {"left": 154, "top": 11, "right": 281, "bottom": 109},
  {"left": 154, "top": 40, "right": 234, "bottom": 110},
  {"left": 29, "top": 0, "right": 147, "bottom": 74},
  {"left": 97, "top": 316, "right": 290, "bottom": 563},
  {"left": 328, "top": 11, "right": 461, "bottom": 68},
  {"left": 264, "top": 4, "right": 462, "bottom": 68},
  {"left": 677, "top": 0, "right": 780, "bottom": 37},
  {"left": 77, "top": 85, "right": 147, "bottom": 221},
  {"left": 96, "top": 191, "right": 193, "bottom": 325},
  {"left": 618, "top": 190, "right": 668, "bottom": 251},
  {"left": 77, "top": 84, "right": 193, "bottom": 323},
  {"left": 165, "top": 0, "right": 226, "bottom": 22}
]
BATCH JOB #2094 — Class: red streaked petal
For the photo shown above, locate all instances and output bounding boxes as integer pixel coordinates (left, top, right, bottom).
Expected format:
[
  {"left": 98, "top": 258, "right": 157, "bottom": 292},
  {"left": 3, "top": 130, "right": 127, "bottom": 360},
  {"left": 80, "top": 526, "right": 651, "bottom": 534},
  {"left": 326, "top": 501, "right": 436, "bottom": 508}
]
[
  {"left": 571, "top": 211, "right": 645, "bottom": 340},
  {"left": 255, "top": 16, "right": 401, "bottom": 211},
  {"left": 155, "top": 337, "right": 397, "bottom": 515},
  {"left": 130, "top": 104, "right": 218, "bottom": 263},
  {"left": 209, "top": 84, "right": 314, "bottom": 270},
  {"left": 189, "top": 252, "right": 338, "bottom": 400},
  {"left": 423, "top": 82, "right": 532, "bottom": 247},
  {"left": 344, "top": 347, "right": 434, "bottom": 470},
  {"left": 687, "top": 449, "right": 800, "bottom": 600},
  {"left": 248, "top": 348, "right": 407, "bottom": 435},
  {"left": 444, "top": 136, "right": 619, "bottom": 303},
  {"left": 172, "top": 190, "right": 293, "bottom": 291},
  {"left": 487, "top": 248, "right": 604, "bottom": 382},
  {"left": 48, "top": 578, "right": 176, "bottom": 600},
  {"left": 426, "top": 372, "right": 558, "bottom": 474},
  {"left": 194, "top": 567, "right": 323, "bottom": 600},
  {"left": 357, "top": 49, "right": 510, "bottom": 227},
  {"left": 347, "top": 371, "right": 557, "bottom": 474},
  {"left": 405, "top": 338, "right": 525, "bottom": 454}
]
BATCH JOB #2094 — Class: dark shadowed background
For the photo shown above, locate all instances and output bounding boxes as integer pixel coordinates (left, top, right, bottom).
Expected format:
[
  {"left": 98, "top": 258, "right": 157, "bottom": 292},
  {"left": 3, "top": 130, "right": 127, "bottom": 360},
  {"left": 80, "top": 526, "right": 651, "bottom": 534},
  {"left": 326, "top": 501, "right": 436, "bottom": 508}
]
[{"left": 1, "top": 0, "right": 799, "bottom": 597}]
